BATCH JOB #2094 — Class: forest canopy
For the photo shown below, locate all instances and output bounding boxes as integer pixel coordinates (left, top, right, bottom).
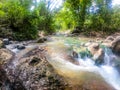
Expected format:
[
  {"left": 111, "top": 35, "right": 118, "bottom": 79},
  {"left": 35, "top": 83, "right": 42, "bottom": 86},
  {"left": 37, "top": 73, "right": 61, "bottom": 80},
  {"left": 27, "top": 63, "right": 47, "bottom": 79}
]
[
  {"left": 0, "top": 0, "right": 120, "bottom": 40},
  {"left": 54, "top": 0, "right": 120, "bottom": 34}
]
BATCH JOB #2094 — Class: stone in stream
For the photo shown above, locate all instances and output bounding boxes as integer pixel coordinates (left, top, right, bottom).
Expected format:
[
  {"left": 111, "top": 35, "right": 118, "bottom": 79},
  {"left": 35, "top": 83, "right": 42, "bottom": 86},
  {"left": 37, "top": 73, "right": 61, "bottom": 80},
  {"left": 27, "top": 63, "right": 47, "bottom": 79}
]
[
  {"left": 87, "top": 43, "right": 104, "bottom": 65},
  {"left": 37, "top": 37, "right": 47, "bottom": 43},
  {"left": 3, "top": 38, "right": 10, "bottom": 45},
  {"left": 0, "top": 48, "right": 13, "bottom": 65},
  {"left": 105, "top": 36, "right": 114, "bottom": 42},
  {"left": 101, "top": 36, "right": 114, "bottom": 48},
  {"left": 16, "top": 44, "right": 26, "bottom": 50},
  {"left": 84, "top": 42, "right": 92, "bottom": 47},
  {"left": 111, "top": 36, "right": 120, "bottom": 56},
  {"left": 88, "top": 43, "right": 99, "bottom": 54},
  {"left": 71, "top": 51, "right": 79, "bottom": 58}
]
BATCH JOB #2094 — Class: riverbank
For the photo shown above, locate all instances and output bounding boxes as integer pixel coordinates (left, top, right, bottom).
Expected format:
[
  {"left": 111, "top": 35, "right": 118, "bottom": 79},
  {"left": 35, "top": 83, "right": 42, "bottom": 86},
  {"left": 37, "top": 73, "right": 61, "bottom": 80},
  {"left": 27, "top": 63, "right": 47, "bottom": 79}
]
[{"left": 0, "top": 33, "right": 120, "bottom": 90}]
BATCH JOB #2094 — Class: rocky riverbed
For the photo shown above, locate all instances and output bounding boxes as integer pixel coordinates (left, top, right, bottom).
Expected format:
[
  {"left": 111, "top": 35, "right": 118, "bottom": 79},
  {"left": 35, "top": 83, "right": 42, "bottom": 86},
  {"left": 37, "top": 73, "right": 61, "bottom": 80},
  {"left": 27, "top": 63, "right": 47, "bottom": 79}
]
[{"left": 0, "top": 33, "right": 120, "bottom": 90}]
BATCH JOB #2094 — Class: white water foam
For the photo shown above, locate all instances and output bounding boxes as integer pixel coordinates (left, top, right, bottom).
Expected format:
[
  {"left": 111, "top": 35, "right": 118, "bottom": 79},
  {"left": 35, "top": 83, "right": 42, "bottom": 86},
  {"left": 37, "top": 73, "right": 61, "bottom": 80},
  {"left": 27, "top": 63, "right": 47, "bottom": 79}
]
[
  {"left": 50, "top": 47, "right": 120, "bottom": 89},
  {"left": 77, "top": 48, "right": 120, "bottom": 90}
]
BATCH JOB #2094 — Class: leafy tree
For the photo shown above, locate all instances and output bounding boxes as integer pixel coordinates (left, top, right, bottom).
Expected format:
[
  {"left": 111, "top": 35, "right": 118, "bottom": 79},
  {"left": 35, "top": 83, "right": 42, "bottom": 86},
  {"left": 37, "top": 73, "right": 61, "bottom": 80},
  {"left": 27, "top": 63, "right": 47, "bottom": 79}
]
[
  {"left": 89, "top": 0, "right": 112, "bottom": 32},
  {"left": 64, "top": 0, "right": 92, "bottom": 30},
  {"left": 37, "top": 1, "right": 55, "bottom": 34},
  {"left": 0, "top": 0, "right": 55, "bottom": 40},
  {"left": 110, "top": 5, "right": 120, "bottom": 32},
  {"left": 54, "top": 7, "right": 75, "bottom": 30},
  {"left": 54, "top": 0, "right": 119, "bottom": 35},
  {"left": 1, "top": 0, "right": 38, "bottom": 40}
]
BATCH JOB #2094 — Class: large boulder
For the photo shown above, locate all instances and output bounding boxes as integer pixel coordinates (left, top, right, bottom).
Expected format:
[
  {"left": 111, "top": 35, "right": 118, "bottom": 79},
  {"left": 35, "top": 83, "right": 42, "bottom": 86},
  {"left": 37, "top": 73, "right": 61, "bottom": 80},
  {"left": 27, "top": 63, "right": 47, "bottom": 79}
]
[
  {"left": 0, "top": 49, "right": 15, "bottom": 90},
  {"left": 0, "top": 49, "right": 13, "bottom": 65},
  {"left": 11, "top": 47, "right": 68, "bottom": 90},
  {"left": 111, "top": 36, "right": 120, "bottom": 55},
  {"left": 105, "top": 36, "right": 114, "bottom": 42},
  {"left": 88, "top": 43, "right": 104, "bottom": 65},
  {"left": 101, "top": 36, "right": 115, "bottom": 48},
  {"left": 93, "top": 48, "right": 104, "bottom": 63},
  {"left": 88, "top": 43, "right": 99, "bottom": 55}
]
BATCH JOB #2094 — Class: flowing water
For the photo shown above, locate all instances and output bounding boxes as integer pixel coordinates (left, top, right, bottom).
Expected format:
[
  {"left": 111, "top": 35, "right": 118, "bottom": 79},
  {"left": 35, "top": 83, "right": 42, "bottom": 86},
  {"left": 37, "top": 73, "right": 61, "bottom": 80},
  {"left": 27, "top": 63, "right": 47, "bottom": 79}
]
[
  {"left": 46, "top": 36, "right": 120, "bottom": 90},
  {"left": 77, "top": 48, "right": 120, "bottom": 90},
  {"left": 5, "top": 36, "right": 120, "bottom": 90}
]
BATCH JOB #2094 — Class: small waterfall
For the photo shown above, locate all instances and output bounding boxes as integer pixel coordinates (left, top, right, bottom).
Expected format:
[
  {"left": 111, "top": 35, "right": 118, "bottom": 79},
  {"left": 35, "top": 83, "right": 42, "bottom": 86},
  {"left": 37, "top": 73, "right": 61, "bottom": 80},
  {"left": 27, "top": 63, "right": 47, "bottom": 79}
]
[
  {"left": 100, "top": 65, "right": 120, "bottom": 90},
  {"left": 77, "top": 47, "right": 120, "bottom": 90},
  {"left": 3, "top": 38, "right": 120, "bottom": 90},
  {"left": 100, "top": 47, "right": 120, "bottom": 90},
  {"left": 47, "top": 41, "right": 120, "bottom": 89}
]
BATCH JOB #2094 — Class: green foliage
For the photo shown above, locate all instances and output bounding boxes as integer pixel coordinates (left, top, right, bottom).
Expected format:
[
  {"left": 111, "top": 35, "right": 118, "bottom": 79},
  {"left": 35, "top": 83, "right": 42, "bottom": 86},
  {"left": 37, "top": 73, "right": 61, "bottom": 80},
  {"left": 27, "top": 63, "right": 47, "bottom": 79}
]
[
  {"left": 0, "top": 0, "right": 55, "bottom": 40},
  {"left": 0, "top": 0, "right": 120, "bottom": 39},
  {"left": 111, "top": 5, "right": 120, "bottom": 31},
  {"left": 37, "top": 1, "right": 55, "bottom": 34},
  {"left": 0, "top": 2, "right": 5, "bottom": 21},
  {"left": 54, "top": 0, "right": 91, "bottom": 30},
  {"left": 54, "top": 0, "right": 120, "bottom": 34},
  {"left": 1, "top": 0, "right": 38, "bottom": 40},
  {"left": 88, "top": 0, "right": 112, "bottom": 33},
  {"left": 54, "top": 7, "right": 75, "bottom": 30}
]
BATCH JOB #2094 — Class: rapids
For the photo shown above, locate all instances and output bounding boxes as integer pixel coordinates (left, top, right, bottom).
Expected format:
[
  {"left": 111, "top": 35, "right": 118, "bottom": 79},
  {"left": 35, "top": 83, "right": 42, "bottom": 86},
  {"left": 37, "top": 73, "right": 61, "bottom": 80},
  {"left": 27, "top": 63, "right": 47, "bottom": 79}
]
[{"left": 5, "top": 36, "right": 120, "bottom": 90}]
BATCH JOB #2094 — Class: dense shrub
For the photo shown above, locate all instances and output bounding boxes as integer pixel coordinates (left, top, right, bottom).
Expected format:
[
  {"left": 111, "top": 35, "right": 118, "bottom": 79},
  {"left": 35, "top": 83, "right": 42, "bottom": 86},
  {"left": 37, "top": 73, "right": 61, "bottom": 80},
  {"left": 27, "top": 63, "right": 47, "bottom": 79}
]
[
  {"left": 0, "top": 0, "right": 55, "bottom": 41},
  {"left": 54, "top": 0, "right": 120, "bottom": 34},
  {"left": 37, "top": 1, "right": 55, "bottom": 35}
]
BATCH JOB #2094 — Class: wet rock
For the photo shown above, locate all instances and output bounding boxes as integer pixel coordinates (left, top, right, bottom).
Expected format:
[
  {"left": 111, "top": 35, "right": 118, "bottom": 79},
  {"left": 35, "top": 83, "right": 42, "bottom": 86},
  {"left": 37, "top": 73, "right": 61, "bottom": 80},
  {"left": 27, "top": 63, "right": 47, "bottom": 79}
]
[
  {"left": 71, "top": 51, "right": 78, "bottom": 58},
  {"left": 111, "top": 36, "right": 120, "bottom": 55},
  {"left": 93, "top": 48, "right": 104, "bottom": 65},
  {"left": 9, "top": 41, "right": 14, "bottom": 44},
  {"left": 88, "top": 43, "right": 104, "bottom": 65},
  {"left": 0, "top": 49, "right": 13, "bottom": 65},
  {"left": 29, "top": 57, "right": 41, "bottom": 66},
  {"left": 0, "top": 49, "right": 19, "bottom": 90},
  {"left": 0, "top": 68, "right": 10, "bottom": 90},
  {"left": 16, "top": 44, "right": 26, "bottom": 50},
  {"left": 84, "top": 42, "right": 92, "bottom": 47},
  {"left": 12, "top": 47, "right": 68, "bottom": 90},
  {"left": 3, "top": 38, "right": 9, "bottom": 45},
  {"left": 101, "top": 36, "right": 114, "bottom": 48},
  {"left": 105, "top": 36, "right": 114, "bottom": 42},
  {"left": 102, "top": 42, "right": 112, "bottom": 48},
  {"left": 88, "top": 43, "right": 99, "bottom": 55},
  {"left": 37, "top": 37, "right": 47, "bottom": 43}
]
